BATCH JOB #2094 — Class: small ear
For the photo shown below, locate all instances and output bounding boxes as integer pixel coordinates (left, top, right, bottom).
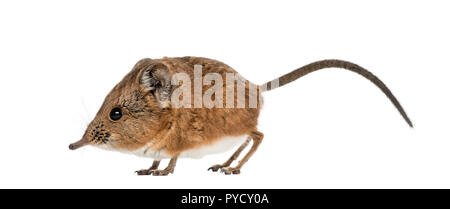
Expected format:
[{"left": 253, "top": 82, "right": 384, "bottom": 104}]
[{"left": 139, "top": 62, "right": 172, "bottom": 108}]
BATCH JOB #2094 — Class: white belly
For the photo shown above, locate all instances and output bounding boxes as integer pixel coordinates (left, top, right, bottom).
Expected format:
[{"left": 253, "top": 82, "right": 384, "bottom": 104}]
[
  {"left": 180, "top": 135, "right": 248, "bottom": 159},
  {"left": 129, "top": 135, "right": 249, "bottom": 160}
]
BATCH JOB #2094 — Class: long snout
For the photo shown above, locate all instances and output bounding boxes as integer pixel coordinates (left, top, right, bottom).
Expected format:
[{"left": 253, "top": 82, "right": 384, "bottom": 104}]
[{"left": 69, "top": 138, "right": 88, "bottom": 150}]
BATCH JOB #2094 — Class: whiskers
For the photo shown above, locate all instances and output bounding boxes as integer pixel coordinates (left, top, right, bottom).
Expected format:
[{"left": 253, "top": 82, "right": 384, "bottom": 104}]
[{"left": 80, "top": 97, "right": 92, "bottom": 126}]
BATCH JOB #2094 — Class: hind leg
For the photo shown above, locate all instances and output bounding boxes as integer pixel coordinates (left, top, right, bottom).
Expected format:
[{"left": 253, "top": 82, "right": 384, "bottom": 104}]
[
  {"left": 221, "top": 131, "right": 263, "bottom": 175},
  {"left": 208, "top": 136, "right": 251, "bottom": 172}
]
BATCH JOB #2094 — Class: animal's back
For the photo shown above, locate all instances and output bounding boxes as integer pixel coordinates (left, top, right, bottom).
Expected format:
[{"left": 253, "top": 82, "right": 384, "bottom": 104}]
[{"left": 154, "top": 57, "right": 262, "bottom": 155}]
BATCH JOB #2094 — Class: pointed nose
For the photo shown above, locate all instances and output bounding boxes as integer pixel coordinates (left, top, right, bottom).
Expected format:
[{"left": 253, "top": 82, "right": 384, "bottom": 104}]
[{"left": 69, "top": 138, "right": 88, "bottom": 150}]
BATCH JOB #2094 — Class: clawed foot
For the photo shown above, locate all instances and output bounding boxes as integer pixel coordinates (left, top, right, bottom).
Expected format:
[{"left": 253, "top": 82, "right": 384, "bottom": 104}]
[
  {"left": 208, "top": 164, "right": 224, "bottom": 172},
  {"left": 135, "top": 168, "right": 157, "bottom": 175},
  {"left": 208, "top": 165, "right": 241, "bottom": 175},
  {"left": 135, "top": 168, "right": 174, "bottom": 176},
  {"left": 152, "top": 169, "right": 174, "bottom": 176},
  {"left": 220, "top": 167, "right": 241, "bottom": 175}
]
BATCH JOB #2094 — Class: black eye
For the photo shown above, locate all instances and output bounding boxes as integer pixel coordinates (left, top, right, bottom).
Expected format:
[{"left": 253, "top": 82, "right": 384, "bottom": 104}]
[{"left": 109, "top": 107, "right": 123, "bottom": 121}]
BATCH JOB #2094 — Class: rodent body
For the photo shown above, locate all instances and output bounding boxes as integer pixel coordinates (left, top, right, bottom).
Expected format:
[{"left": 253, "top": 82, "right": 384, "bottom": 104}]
[
  {"left": 93, "top": 57, "right": 261, "bottom": 157},
  {"left": 69, "top": 56, "right": 412, "bottom": 175}
]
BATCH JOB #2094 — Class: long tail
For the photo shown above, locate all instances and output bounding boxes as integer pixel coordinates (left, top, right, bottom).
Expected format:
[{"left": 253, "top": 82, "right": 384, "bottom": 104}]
[{"left": 261, "top": 59, "right": 413, "bottom": 127}]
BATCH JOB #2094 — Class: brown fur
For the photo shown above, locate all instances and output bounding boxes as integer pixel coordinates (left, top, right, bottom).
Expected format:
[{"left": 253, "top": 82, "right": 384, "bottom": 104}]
[{"left": 78, "top": 56, "right": 261, "bottom": 157}]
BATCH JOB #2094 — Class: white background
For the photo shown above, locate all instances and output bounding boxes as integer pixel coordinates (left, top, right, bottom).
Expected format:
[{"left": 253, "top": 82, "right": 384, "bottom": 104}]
[{"left": 0, "top": 0, "right": 449, "bottom": 189}]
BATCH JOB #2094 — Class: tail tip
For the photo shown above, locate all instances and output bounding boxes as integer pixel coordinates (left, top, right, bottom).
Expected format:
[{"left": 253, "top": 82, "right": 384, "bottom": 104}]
[{"left": 406, "top": 119, "right": 414, "bottom": 128}]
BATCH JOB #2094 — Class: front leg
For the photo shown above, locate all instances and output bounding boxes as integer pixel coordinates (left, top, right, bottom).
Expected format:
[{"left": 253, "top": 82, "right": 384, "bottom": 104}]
[
  {"left": 150, "top": 157, "right": 178, "bottom": 176},
  {"left": 136, "top": 160, "right": 161, "bottom": 175}
]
